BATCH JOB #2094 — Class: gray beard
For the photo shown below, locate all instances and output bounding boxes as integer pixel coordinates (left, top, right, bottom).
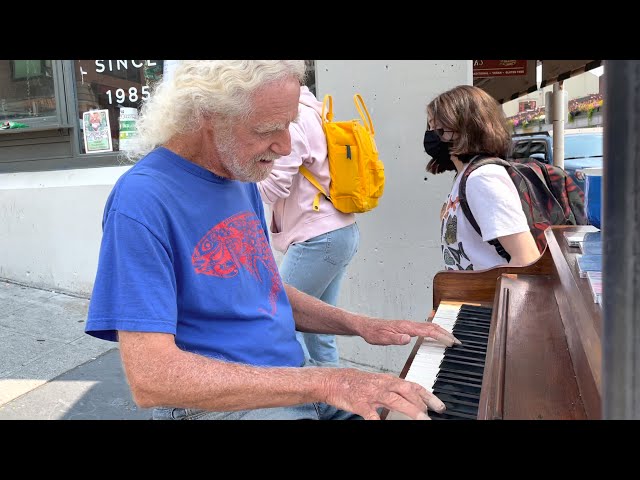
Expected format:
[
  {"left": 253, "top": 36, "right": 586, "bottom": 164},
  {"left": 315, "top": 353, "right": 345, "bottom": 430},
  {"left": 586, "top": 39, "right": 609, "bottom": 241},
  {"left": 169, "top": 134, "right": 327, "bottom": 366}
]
[{"left": 216, "top": 129, "right": 280, "bottom": 183}]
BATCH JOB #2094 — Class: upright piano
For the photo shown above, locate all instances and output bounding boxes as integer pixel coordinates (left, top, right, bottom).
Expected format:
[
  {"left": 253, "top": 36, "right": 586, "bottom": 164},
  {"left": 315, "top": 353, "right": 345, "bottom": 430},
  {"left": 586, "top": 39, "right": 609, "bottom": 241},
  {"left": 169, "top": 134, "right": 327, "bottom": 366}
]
[{"left": 383, "top": 226, "right": 602, "bottom": 420}]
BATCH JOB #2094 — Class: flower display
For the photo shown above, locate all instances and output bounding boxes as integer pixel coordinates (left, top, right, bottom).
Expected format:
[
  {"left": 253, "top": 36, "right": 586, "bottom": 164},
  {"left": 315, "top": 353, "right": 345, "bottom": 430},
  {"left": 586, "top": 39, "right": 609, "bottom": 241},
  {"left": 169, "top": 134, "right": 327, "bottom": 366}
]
[{"left": 507, "top": 93, "right": 602, "bottom": 130}]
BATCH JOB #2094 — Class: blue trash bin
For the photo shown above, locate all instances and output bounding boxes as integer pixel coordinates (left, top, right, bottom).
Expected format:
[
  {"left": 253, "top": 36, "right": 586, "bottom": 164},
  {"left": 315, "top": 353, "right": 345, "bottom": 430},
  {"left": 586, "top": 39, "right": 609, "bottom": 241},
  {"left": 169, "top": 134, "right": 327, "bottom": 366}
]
[{"left": 582, "top": 167, "right": 602, "bottom": 229}]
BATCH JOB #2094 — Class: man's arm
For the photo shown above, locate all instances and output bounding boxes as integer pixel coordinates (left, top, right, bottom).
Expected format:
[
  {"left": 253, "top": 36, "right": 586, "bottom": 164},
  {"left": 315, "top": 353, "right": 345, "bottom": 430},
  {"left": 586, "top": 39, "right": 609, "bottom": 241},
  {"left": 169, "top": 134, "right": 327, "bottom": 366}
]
[
  {"left": 118, "top": 330, "right": 445, "bottom": 420},
  {"left": 284, "top": 283, "right": 460, "bottom": 347},
  {"left": 118, "top": 331, "right": 325, "bottom": 411}
]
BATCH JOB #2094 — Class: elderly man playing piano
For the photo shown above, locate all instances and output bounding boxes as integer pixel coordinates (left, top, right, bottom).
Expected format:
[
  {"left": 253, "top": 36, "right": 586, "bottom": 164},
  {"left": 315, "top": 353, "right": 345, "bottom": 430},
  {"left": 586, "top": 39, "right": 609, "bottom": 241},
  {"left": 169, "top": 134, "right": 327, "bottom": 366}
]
[{"left": 84, "top": 60, "right": 459, "bottom": 421}]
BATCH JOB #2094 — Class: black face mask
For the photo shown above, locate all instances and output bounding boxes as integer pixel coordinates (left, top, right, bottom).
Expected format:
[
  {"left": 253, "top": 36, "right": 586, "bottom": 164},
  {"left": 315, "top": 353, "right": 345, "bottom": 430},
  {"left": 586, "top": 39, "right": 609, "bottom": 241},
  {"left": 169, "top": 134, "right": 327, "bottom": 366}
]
[{"left": 423, "top": 130, "right": 455, "bottom": 174}]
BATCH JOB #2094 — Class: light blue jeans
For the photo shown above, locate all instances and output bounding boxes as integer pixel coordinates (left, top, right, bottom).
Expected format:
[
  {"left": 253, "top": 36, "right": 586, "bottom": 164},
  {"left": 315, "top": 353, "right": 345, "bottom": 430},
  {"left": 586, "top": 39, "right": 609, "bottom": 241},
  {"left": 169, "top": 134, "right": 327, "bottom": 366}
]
[
  {"left": 279, "top": 222, "right": 360, "bottom": 366},
  {"left": 152, "top": 402, "right": 362, "bottom": 420}
]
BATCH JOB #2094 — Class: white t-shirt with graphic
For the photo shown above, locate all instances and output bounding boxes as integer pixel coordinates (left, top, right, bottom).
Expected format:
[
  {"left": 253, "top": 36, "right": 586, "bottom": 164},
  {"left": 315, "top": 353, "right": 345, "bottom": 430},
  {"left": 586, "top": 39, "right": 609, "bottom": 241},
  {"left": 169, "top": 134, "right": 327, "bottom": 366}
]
[{"left": 440, "top": 163, "right": 530, "bottom": 271}]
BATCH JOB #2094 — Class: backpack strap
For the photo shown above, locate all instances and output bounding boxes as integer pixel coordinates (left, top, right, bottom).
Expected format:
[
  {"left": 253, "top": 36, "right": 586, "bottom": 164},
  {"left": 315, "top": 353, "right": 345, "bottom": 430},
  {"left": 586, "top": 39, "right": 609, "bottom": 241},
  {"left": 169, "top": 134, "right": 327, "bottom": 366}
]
[
  {"left": 353, "top": 94, "right": 375, "bottom": 135},
  {"left": 321, "top": 94, "right": 333, "bottom": 123},
  {"left": 458, "top": 155, "right": 512, "bottom": 262},
  {"left": 299, "top": 165, "right": 330, "bottom": 212}
]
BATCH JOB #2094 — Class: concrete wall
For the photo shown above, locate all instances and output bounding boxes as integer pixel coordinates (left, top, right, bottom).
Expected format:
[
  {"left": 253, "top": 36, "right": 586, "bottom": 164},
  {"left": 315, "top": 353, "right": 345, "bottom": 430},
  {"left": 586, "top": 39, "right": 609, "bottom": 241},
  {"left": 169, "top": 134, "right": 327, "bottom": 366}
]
[
  {"left": 0, "top": 167, "right": 131, "bottom": 296},
  {"left": 0, "top": 60, "right": 471, "bottom": 373}
]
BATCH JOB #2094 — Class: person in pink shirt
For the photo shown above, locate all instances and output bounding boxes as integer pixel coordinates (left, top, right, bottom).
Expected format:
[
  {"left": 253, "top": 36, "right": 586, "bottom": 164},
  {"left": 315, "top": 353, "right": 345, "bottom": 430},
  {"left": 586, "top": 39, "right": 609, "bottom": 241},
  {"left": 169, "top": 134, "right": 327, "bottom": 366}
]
[{"left": 258, "top": 85, "right": 360, "bottom": 366}]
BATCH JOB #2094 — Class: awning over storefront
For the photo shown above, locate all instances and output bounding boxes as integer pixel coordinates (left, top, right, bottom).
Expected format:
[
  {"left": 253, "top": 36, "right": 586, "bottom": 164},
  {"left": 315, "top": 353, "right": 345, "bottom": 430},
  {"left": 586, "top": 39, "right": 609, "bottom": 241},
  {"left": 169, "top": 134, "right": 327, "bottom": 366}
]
[
  {"left": 473, "top": 60, "right": 602, "bottom": 104},
  {"left": 540, "top": 60, "right": 601, "bottom": 88}
]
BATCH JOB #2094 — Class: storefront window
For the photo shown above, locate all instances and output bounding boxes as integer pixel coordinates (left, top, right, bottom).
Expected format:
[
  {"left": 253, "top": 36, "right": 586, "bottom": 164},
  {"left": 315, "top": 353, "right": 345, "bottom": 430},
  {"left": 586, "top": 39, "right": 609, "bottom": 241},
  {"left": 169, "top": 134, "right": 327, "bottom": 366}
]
[
  {"left": 73, "top": 60, "right": 315, "bottom": 155},
  {"left": 74, "top": 60, "right": 165, "bottom": 154},
  {"left": 0, "top": 60, "right": 57, "bottom": 128}
]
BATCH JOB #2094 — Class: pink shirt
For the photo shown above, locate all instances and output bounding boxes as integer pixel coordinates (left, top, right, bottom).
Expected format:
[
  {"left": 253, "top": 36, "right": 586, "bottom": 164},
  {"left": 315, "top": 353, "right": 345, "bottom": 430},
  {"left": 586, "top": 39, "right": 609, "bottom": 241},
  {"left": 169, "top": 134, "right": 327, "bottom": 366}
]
[{"left": 257, "top": 86, "right": 355, "bottom": 253}]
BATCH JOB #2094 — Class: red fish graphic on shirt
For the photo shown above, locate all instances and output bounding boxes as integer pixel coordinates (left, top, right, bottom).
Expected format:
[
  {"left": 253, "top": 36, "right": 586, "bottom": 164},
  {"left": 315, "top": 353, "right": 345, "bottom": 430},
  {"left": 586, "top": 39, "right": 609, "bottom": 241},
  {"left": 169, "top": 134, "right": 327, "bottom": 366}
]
[{"left": 192, "top": 211, "right": 281, "bottom": 315}]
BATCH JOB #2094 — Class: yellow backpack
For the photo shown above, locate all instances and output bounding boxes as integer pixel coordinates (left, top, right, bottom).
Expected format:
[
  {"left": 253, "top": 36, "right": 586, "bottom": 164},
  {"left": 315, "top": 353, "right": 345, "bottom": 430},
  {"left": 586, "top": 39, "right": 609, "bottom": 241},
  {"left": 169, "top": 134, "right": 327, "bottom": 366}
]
[{"left": 299, "top": 93, "right": 385, "bottom": 214}]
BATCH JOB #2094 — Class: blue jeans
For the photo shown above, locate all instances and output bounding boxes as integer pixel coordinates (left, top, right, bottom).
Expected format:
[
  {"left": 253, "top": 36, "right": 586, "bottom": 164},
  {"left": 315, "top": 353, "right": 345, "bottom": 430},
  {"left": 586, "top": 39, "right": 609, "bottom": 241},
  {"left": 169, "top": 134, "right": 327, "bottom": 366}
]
[
  {"left": 152, "top": 402, "right": 362, "bottom": 420},
  {"left": 279, "top": 222, "right": 360, "bottom": 366}
]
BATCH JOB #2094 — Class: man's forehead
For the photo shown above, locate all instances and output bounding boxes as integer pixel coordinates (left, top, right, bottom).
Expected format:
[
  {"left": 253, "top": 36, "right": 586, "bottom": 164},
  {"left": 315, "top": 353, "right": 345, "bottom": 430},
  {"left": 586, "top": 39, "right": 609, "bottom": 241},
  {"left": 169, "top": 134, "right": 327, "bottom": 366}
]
[{"left": 249, "top": 80, "right": 300, "bottom": 121}]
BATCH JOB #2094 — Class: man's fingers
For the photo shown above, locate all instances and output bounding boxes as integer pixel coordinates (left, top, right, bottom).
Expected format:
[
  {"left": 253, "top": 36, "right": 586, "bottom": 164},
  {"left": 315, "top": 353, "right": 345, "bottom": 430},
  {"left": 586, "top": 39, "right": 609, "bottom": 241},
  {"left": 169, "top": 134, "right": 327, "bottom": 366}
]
[
  {"left": 421, "top": 390, "right": 446, "bottom": 413},
  {"left": 381, "top": 392, "right": 431, "bottom": 420},
  {"left": 429, "top": 327, "right": 462, "bottom": 347},
  {"left": 402, "top": 381, "right": 446, "bottom": 414},
  {"left": 363, "top": 410, "right": 381, "bottom": 420}
]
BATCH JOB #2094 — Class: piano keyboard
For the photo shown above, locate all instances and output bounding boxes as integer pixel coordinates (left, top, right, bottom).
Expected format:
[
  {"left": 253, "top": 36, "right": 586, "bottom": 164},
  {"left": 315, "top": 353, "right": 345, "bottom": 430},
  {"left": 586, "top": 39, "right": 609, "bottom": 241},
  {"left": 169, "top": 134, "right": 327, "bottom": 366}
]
[{"left": 404, "top": 302, "right": 493, "bottom": 420}]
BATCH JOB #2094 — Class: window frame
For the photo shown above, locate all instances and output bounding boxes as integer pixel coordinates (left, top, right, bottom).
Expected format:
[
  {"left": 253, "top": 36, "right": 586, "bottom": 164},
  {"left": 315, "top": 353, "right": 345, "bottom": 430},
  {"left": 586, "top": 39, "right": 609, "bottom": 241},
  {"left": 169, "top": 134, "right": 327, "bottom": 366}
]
[{"left": 0, "top": 60, "right": 132, "bottom": 172}]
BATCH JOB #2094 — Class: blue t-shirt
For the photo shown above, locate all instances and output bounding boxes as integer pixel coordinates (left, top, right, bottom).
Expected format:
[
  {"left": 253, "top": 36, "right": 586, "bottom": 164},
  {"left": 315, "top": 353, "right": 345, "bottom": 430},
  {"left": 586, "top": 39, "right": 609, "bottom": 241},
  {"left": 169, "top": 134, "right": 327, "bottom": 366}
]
[{"left": 85, "top": 147, "right": 304, "bottom": 367}]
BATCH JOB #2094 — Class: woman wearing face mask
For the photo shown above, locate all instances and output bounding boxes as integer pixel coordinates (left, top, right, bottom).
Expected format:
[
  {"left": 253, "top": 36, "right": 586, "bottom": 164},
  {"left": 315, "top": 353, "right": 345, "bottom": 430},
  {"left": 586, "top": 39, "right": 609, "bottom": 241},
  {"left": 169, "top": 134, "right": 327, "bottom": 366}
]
[{"left": 423, "top": 85, "right": 540, "bottom": 271}]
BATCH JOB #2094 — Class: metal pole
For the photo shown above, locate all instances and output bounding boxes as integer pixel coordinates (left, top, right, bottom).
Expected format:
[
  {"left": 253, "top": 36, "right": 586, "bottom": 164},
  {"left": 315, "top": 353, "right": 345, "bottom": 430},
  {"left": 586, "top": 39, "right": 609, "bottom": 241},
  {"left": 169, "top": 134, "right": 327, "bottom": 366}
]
[
  {"left": 602, "top": 60, "right": 640, "bottom": 419},
  {"left": 552, "top": 81, "right": 565, "bottom": 169}
]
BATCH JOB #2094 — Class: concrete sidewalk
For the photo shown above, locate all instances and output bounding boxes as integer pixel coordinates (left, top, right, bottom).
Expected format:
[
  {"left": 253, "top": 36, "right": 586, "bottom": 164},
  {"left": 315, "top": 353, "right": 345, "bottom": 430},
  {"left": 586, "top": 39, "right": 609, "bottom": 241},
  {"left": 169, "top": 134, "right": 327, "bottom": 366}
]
[
  {"left": 0, "top": 280, "right": 152, "bottom": 419},
  {"left": 0, "top": 279, "right": 379, "bottom": 420}
]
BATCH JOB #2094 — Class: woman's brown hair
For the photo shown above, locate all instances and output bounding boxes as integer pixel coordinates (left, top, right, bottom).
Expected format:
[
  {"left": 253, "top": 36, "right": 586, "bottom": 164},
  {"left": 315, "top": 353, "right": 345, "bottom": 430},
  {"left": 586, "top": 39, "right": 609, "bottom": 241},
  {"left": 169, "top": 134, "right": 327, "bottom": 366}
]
[{"left": 426, "top": 85, "right": 511, "bottom": 165}]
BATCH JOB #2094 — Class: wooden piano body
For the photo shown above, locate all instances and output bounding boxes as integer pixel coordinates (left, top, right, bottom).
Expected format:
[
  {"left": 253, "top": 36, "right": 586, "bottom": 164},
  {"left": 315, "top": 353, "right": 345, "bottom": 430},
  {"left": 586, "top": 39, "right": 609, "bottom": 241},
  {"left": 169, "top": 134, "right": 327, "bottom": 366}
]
[{"left": 384, "top": 226, "right": 602, "bottom": 420}]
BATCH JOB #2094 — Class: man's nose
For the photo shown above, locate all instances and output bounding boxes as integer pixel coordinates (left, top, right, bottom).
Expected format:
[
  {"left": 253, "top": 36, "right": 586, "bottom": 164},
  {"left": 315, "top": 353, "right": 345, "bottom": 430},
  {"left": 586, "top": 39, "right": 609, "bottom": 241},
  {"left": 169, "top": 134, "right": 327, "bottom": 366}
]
[{"left": 270, "top": 129, "right": 292, "bottom": 157}]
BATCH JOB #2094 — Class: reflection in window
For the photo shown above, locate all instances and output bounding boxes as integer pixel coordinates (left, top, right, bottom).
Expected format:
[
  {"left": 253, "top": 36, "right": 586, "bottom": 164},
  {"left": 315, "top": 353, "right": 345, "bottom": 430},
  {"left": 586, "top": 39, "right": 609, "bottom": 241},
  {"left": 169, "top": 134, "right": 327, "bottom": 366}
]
[
  {"left": 0, "top": 60, "right": 56, "bottom": 127},
  {"left": 75, "top": 60, "right": 164, "bottom": 154},
  {"left": 305, "top": 60, "right": 316, "bottom": 95},
  {"left": 529, "top": 142, "right": 547, "bottom": 154},
  {"left": 512, "top": 141, "right": 530, "bottom": 158}
]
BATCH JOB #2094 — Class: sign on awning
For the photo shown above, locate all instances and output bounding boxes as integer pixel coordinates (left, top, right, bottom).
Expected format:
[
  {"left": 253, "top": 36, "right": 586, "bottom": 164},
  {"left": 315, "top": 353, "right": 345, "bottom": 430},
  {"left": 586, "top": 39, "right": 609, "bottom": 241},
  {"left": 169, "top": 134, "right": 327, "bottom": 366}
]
[{"left": 473, "top": 60, "right": 528, "bottom": 77}]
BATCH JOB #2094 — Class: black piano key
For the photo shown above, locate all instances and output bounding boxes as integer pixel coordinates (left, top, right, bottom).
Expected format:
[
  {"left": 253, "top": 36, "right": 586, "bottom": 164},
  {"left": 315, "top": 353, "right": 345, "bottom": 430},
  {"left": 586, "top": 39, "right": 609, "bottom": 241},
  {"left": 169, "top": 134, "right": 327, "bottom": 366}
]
[
  {"left": 454, "top": 319, "right": 491, "bottom": 330},
  {"left": 459, "top": 315, "right": 492, "bottom": 323},
  {"left": 436, "top": 374, "right": 482, "bottom": 390},
  {"left": 456, "top": 316, "right": 491, "bottom": 324},
  {"left": 458, "top": 309, "right": 493, "bottom": 319},
  {"left": 460, "top": 308, "right": 492, "bottom": 316},
  {"left": 457, "top": 317, "right": 491, "bottom": 326},
  {"left": 461, "top": 304, "right": 492, "bottom": 310},
  {"left": 452, "top": 327, "right": 489, "bottom": 339},
  {"left": 437, "top": 366, "right": 485, "bottom": 380},
  {"left": 428, "top": 411, "right": 465, "bottom": 420},
  {"left": 460, "top": 304, "right": 493, "bottom": 314},
  {"left": 437, "top": 371, "right": 483, "bottom": 386},
  {"left": 459, "top": 307, "right": 493, "bottom": 316},
  {"left": 437, "top": 377, "right": 483, "bottom": 391},
  {"left": 437, "top": 367, "right": 484, "bottom": 382},
  {"left": 453, "top": 322, "right": 490, "bottom": 334},
  {"left": 429, "top": 408, "right": 477, "bottom": 420},
  {"left": 439, "top": 358, "right": 485, "bottom": 374},
  {"left": 448, "top": 344, "right": 487, "bottom": 354},
  {"left": 433, "top": 378, "right": 482, "bottom": 395},
  {"left": 453, "top": 320, "right": 489, "bottom": 330},
  {"left": 433, "top": 386, "right": 480, "bottom": 401},
  {"left": 442, "top": 358, "right": 485, "bottom": 371},
  {"left": 456, "top": 317, "right": 491, "bottom": 326},
  {"left": 444, "top": 350, "right": 486, "bottom": 362},
  {"left": 434, "top": 392, "right": 480, "bottom": 408}
]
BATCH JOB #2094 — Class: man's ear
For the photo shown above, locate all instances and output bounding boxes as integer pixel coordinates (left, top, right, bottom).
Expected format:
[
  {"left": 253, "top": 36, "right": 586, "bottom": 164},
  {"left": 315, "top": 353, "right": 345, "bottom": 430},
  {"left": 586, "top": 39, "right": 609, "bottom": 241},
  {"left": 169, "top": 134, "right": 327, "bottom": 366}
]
[
  {"left": 204, "top": 113, "right": 228, "bottom": 132},
  {"left": 199, "top": 113, "right": 217, "bottom": 136}
]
